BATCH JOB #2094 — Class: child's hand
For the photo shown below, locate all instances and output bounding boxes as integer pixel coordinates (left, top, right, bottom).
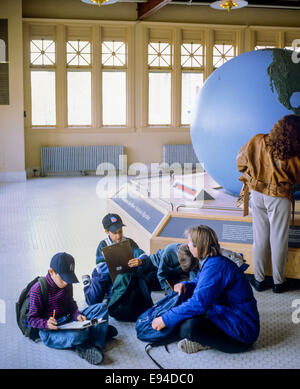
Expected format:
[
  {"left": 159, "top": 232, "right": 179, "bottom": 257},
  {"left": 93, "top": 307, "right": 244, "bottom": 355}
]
[
  {"left": 77, "top": 315, "right": 87, "bottom": 321},
  {"left": 128, "top": 258, "right": 142, "bottom": 267},
  {"left": 47, "top": 316, "right": 58, "bottom": 330},
  {"left": 152, "top": 317, "right": 166, "bottom": 331},
  {"left": 174, "top": 283, "right": 186, "bottom": 295}
]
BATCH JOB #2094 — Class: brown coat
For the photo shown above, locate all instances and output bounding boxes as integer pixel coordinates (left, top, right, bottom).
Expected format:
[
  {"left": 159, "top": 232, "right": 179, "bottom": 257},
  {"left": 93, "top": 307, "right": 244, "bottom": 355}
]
[{"left": 236, "top": 133, "right": 300, "bottom": 216}]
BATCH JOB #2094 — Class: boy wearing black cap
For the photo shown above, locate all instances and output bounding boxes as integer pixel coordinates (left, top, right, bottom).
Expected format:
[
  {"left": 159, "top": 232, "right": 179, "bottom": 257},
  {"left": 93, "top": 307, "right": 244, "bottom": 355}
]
[
  {"left": 83, "top": 213, "right": 157, "bottom": 305},
  {"left": 28, "top": 252, "right": 117, "bottom": 365}
]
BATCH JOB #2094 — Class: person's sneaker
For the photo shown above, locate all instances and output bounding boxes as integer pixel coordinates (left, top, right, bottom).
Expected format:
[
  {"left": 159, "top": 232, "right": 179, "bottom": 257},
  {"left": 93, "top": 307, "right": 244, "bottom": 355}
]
[
  {"left": 75, "top": 343, "right": 103, "bottom": 365},
  {"left": 178, "top": 338, "right": 210, "bottom": 354},
  {"left": 82, "top": 274, "right": 91, "bottom": 287},
  {"left": 273, "top": 281, "right": 289, "bottom": 294},
  {"left": 106, "top": 324, "right": 118, "bottom": 340},
  {"left": 250, "top": 278, "right": 269, "bottom": 292}
]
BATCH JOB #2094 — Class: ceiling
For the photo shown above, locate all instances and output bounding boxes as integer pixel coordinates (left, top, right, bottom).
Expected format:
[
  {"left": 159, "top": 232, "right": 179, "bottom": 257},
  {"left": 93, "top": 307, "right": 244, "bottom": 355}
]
[
  {"left": 168, "top": 0, "right": 300, "bottom": 8},
  {"left": 136, "top": 0, "right": 300, "bottom": 20}
]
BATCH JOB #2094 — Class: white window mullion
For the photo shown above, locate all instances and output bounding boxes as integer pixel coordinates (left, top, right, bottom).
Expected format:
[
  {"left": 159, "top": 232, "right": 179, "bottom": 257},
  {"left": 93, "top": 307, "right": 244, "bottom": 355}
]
[
  {"left": 92, "top": 25, "right": 101, "bottom": 128},
  {"left": 180, "top": 39, "right": 204, "bottom": 126},
  {"left": 56, "top": 25, "right": 67, "bottom": 128},
  {"left": 66, "top": 39, "right": 92, "bottom": 126},
  {"left": 148, "top": 40, "right": 172, "bottom": 126},
  {"left": 101, "top": 39, "right": 127, "bottom": 126},
  {"left": 173, "top": 28, "right": 181, "bottom": 128}
]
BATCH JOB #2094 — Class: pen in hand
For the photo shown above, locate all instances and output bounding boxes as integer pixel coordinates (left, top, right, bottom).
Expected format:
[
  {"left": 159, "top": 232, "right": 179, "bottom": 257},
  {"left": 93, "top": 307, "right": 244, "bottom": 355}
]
[
  {"left": 47, "top": 310, "right": 57, "bottom": 330},
  {"left": 165, "top": 280, "right": 173, "bottom": 291}
]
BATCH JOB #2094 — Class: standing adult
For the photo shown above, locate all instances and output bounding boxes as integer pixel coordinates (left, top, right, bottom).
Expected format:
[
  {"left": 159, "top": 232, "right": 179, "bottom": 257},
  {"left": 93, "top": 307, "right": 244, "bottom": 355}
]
[{"left": 236, "top": 114, "right": 300, "bottom": 293}]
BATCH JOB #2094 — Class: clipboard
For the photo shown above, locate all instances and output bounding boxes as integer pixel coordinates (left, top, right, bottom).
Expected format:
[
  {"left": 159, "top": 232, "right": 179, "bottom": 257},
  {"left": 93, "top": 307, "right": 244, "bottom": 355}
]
[
  {"left": 57, "top": 318, "right": 106, "bottom": 330},
  {"left": 102, "top": 239, "right": 136, "bottom": 282}
]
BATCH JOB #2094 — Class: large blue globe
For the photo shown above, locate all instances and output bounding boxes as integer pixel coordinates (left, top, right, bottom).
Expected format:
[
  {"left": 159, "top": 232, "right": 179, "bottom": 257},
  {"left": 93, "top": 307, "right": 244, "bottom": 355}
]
[{"left": 190, "top": 49, "right": 300, "bottom": 196}]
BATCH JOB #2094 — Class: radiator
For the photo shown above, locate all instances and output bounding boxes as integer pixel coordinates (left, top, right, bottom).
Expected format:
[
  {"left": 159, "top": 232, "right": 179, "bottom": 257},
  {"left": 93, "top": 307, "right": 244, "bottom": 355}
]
[
  {"left": 162, "top": 144, "right": 199, "bottom": 167},
  {"left": 41, "top": 145, "right": 124, "bottom": 176}
]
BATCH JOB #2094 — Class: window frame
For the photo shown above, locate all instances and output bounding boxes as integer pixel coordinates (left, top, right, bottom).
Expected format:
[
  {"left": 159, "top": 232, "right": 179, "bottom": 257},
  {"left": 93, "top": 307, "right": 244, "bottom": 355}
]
[
  {"left": 29, "top": 37, "right": 57, "bottom": 127},
  {"left": 24, "top": 20, "right": 300, "bottom": 135},
  {"left": 23, "top": 21, "right": 135, "bottom": 133},
  {"left": 180, "top": 40, "right": 204, "bottom": 127}
]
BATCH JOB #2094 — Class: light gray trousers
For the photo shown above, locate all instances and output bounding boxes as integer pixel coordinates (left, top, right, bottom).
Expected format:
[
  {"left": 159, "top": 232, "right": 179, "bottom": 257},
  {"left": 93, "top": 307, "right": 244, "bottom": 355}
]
[{"left": 251, "top": 190, "right": 291, "bottom": 285}]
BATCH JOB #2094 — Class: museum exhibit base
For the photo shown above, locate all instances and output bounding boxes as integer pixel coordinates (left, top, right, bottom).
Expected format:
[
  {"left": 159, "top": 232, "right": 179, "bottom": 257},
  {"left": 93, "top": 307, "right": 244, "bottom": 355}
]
[{"left": 106, "top": 173, "right": 300, "bottom": 280}]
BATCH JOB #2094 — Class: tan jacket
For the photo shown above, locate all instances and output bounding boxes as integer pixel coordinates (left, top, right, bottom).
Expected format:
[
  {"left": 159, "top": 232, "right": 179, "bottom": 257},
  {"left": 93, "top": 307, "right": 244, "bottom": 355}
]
[{"left": 236, "top": 133, "right": 300, "bottom": 216}]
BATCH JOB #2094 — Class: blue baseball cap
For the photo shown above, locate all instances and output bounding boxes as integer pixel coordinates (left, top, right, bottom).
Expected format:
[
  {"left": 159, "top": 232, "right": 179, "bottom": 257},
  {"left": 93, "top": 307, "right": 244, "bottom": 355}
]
[
  {"left": 50, "top": 252, "right": 79, "bottom": 284},
  {"left": 102, "top": 213, "right": 125, "bottom": 233}
]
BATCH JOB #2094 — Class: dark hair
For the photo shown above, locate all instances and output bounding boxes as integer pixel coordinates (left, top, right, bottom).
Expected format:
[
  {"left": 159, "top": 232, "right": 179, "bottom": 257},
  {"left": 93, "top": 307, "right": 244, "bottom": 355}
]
[
  {"left": 266, "top": 114, "right": 300, "bottom": 160},
  {"left": 185, "top": 225, "right": 220, "bottom": 260},
  {"left": 177, "top": 244, "right": 198, "bottom": 273}
]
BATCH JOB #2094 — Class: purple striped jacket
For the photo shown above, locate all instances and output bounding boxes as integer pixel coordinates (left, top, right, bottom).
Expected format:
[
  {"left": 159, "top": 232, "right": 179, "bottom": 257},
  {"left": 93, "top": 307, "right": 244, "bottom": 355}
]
[{"left": 27, "top": 272, "right": 80, "bottom": 329}]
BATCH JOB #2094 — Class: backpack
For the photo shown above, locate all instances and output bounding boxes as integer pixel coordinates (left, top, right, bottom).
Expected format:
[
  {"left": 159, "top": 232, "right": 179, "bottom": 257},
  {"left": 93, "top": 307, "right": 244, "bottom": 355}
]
[
  {"left": 16, "top": 276, "right": 73, "bottom": 341},
  {"left": 135, "top": 291, "right": 185, "bottom": 369},
  {"left": 16, "top": 276, "right": 48, "bottom": 341},
  {"left": 108, "top": 272, "right": 153, "bottom": 322}
]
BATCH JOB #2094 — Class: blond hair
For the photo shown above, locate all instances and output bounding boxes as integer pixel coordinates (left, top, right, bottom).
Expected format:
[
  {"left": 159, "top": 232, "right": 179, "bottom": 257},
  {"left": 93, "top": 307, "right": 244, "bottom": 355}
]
[{"left": 185, "top": 225, "right": 220, "bottom": 260}]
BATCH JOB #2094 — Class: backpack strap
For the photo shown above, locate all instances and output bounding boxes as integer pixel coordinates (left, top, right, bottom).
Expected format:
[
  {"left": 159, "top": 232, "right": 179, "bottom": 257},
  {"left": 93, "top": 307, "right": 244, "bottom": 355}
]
[
  {"left": 145, "top": 344, "right": 165, "bottom": 370},
  {"left": 38, "top": 277, "right": 48, "bottom": 308},
  {"left": 66, "top": 284, "right": 74, "bottom": 313},
  {"left": 145, "top": 344, "right": 171, "bottom": 370}
]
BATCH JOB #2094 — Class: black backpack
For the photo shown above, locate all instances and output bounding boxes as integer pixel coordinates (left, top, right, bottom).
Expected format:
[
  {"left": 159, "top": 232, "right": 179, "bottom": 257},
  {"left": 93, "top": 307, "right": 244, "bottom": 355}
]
[
  {"left": 16, "top": 276, "right": 48, "bottom": 341},
  {"left": 108, "top": 272, "right": 154, "bottom": 322},
  {"left": 16, "top": 276, "right": 74, "bottom": 341}
]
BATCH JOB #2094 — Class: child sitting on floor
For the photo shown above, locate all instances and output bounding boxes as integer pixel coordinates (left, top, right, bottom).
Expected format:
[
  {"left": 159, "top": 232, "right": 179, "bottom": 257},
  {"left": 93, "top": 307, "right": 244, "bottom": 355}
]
[
  {"left": 130, "top": 242, "right": 246, "bottom": 293},
  {"left": 27, "top": 252, "right": 117, "bottom": 365},
  {"left": 82, "top": 213, "right": 159, "bottom": 305},
  {"left": 128, "top": 243, "right": 199, "bottom": 293}
]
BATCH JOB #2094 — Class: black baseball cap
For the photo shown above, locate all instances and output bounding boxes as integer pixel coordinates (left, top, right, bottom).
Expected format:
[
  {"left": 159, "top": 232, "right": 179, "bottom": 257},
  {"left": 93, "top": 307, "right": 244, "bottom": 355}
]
[
  {"left": 102, "top": 213, "right": 125, "bottom": 233},
  {"left": 50, "top": 252, "right": 79, "bottom": 284}
]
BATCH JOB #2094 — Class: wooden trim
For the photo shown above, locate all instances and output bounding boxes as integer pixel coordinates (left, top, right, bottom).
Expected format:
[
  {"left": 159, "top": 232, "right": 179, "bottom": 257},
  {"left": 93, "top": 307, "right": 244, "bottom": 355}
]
[
  {"left": 137, "top": 0, "right": 171, "bottom": 20},
  {"left": 139, "top": 125, "right": 190, "bottom": 133},
  {"left": 204, "top": 29, "right": 214, "bottom": 80},
  {"left": 23, "top": 18, "right": 137, "bottom": 26},
  {"left": 152, "top": 213, "right": 171, "bottom": 238},
  {"left": 126, "top": 25, "right": 135, "bottom": 129},
  {"left": 173, "top": 28, "right": 181, "bottom": 128},
  {"left": 169, "top": 211, "right": 253, "bottom": 223},
  {"left": 24, "top": 126, "right": 136, "bottom": 134},
  {"left": 92, "top": 25, "right": 101, "bottom": 128},
  {"left": 23, "top": 23, "right": 31, "bottom": 128},
  {"left": 56, "top": 25, "right": 67, "bottom": 128}
]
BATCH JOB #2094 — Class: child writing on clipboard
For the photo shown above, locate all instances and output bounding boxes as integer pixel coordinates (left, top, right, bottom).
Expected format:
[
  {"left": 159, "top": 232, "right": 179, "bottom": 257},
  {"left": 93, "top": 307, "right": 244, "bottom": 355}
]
[{"left": 27, "top": 252, "right": 117, "bottom": 365}]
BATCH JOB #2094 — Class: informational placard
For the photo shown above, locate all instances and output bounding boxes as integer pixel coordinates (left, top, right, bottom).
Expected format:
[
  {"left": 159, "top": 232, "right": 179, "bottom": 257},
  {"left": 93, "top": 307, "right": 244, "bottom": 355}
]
[
  {"left": 159, "top": 217, "right": 300, "bottom": 248},
  {"left": 112, "top": 190, "right": 165, "bottom": 234}
]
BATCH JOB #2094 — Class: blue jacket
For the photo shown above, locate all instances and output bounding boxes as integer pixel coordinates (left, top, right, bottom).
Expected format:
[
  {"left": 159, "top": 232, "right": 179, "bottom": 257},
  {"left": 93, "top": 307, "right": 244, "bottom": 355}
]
[
  {"left": 142, "top": 243, "right": 199, "bottom": 292},
  {"left": 162, "top": 255, "right": 260, "bottom": 344}
]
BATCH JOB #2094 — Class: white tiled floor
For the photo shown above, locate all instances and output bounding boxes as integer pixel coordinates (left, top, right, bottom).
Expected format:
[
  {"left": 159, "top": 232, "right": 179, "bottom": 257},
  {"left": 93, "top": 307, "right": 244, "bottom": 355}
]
[{"left": 1, "top": 176, "right": 300, "bottom": 369}]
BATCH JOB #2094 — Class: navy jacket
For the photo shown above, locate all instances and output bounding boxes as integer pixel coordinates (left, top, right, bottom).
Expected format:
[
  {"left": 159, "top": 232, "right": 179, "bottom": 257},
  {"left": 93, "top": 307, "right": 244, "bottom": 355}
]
[
  {"left": 162, "top": 255, "right": 260, "bottom": 344},
  {"left": 142, "top": 243, "right": 198, "bottom": 292}
]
